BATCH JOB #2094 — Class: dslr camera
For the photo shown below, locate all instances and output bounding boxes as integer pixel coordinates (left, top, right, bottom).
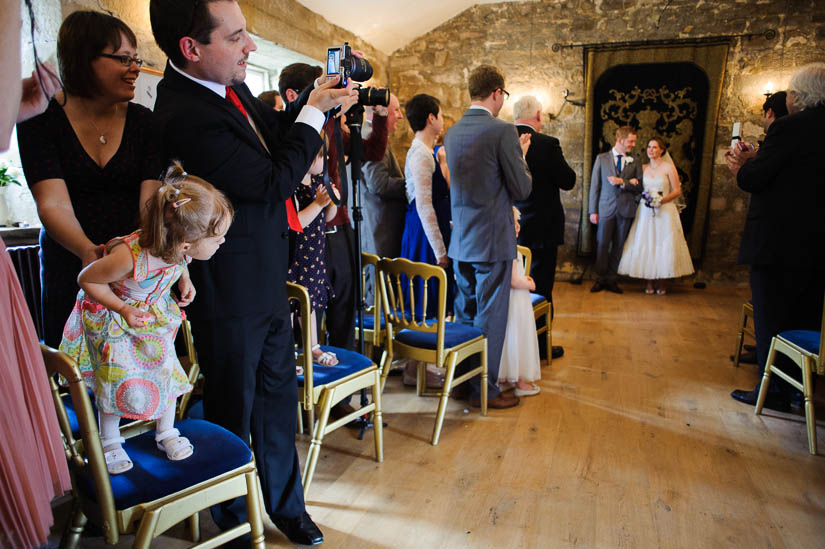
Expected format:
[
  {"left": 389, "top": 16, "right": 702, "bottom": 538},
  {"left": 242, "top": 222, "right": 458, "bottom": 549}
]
[{"left": 326, "top": 42, "right": 390, "bottom": 107}]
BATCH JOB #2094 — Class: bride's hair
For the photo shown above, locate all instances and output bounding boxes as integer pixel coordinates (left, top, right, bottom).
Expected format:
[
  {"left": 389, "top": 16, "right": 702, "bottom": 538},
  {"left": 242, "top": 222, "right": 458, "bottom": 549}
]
[{"left": 649, "top": 136, "right": 667, "bottom": 153}]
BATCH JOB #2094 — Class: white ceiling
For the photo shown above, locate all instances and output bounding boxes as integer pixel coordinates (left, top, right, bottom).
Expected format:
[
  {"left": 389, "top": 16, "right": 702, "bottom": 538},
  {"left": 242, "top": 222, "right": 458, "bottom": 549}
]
[{"left": 295, "top": 0, "right": 523, "bottom": 54}]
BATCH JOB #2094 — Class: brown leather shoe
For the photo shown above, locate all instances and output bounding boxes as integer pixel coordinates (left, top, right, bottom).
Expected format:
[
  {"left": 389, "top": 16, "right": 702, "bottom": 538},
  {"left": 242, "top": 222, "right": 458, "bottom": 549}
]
[{"left": 469, "top": 393, "right": 520, "bottom": 409}]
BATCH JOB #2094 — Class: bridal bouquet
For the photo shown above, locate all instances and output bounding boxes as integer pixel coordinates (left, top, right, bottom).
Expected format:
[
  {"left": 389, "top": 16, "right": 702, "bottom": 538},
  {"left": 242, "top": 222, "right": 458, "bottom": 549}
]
[{"left": 642, "top": 190, "right": 664, "bottom": 216}]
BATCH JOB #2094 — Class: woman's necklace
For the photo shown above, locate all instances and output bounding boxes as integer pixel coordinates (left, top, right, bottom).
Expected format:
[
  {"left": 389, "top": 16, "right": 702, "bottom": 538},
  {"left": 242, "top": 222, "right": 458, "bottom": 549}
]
[{"left": 77, "top": 99, "right": 121, "bottom": 145}]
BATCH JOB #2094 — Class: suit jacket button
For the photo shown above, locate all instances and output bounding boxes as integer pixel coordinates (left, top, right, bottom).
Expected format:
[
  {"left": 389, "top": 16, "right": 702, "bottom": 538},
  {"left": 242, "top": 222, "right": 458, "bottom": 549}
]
[{"left": 281, "top": 231, "right": 289, "bottom": 239}]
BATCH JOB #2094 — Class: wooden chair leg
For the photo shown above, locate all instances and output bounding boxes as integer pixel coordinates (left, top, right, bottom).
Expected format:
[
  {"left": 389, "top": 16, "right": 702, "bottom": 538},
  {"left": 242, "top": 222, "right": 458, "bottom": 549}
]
[
  {"left": 187, "top": 512, "right": 200, "bottom": 543},
  {"left": 379, "top": 350, "right": 393, "bottom": 393},
  {"left": 546, "top": 308, "right": 553, "bottom": 366},
  {"left": 297, "top": 403, "right": 304, "bottom": 434},
  {"left": 755, "top": 339, "right": 777, "bottom": 415},
  {"left": 245, "top": 470, "right": 266, "bottom": 548},
  {"left": 432, "top": 354, "right": 459, "bottom": 445},
  {"left": 303, "top": 390, "right": 333, "bottom": 497},
  {"left": 372, "top": 371, "right": 384, "bottom": 462},
  {"left": 733, "top": 331, "right": 745, "bottom": 368},
  {"left": 481, "top": 341, "right": 488, "bottom": 417},
  {"left": 802, "top": 358, "right": 817, "bottom": 455},
  {"left": 59, "top": 501, "right": 87, "bottom": 549}
]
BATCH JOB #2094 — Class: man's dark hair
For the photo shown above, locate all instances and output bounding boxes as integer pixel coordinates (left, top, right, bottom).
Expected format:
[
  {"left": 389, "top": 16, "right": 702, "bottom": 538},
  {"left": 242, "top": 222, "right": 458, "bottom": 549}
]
[
  {"left": 258, "top": 90, "right": 281, "bottom": 108},
  {"left": 762, "top": 91, "right": 789, "bottom": 119},
  {"left": 150, "top": 0, "right": 225, "bottom": 69},
  {"left": 468, "top": 65, "right": 505, "bottom": 101},
  {"left": 278, "top": 63, "right": 323, "bottom": 101},
  {"left": 405, "top": 94, "right": 441, "bottom": 132},
  {"left": 58, "top": 10, "right": 137, "bottom": 98}
]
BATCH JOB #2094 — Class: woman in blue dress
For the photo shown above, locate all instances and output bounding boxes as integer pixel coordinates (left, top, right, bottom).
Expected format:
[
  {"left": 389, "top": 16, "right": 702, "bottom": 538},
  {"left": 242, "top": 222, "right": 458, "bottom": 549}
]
[{"left": 400, "top": 93, "right": 454, "bottom": 320}]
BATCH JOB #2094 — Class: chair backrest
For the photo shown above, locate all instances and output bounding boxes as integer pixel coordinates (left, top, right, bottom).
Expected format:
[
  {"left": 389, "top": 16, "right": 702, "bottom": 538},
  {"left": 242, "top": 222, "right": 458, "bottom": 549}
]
[
  {"left": 177, "top": 313, "right": 200, "bottom": 420},
  {"left": 361, "top": 251, "right": 382, "bottom": 345},
  {"left": 517, "top": 245, "right": 532, "bottom": 277},
  {"left": 818, "top": 291, "right": 825, "bottom": 375},
  {"left": 41, "top": 344, "right": 119, "bottom": 534},
  {"left": 287, "top": 282, "right": 315, "bottom": 408},
  {"left": 376, "top": 257, "right": 447, "bottom": 362}
]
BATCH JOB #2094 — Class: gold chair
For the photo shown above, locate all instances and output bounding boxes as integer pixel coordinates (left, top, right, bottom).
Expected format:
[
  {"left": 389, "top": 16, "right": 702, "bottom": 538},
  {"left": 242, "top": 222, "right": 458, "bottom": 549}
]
[
  {"left": 42, "top": 345, "right": 265, "bottom": 548},
  {"left": 517, "top": 245, "right": 553, "bottom": 366},
  {"left": 377, "top": 257, "right": 488, "bottom": 446},
  {"left": 755, "top": 294, "right": 825, "bottom": 454},
  {"left": 288, "top": 282, "right": 383, "bottom": 497},
  {"left": 733, "top": 301, "right": 755, "bottom": 368},
  {"left": 354, "top": 252, "right": 387, "bottom": 371}
]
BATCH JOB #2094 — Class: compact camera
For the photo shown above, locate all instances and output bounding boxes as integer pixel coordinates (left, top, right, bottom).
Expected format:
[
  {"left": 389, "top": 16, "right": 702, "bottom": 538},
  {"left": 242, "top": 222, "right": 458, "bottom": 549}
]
[{"left": 326, "top": 42, "right": 390, "bottom": 107}]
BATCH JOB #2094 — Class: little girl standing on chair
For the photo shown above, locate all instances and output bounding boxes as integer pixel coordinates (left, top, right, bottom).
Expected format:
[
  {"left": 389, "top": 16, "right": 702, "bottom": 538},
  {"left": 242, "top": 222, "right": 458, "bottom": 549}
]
[
  {"left": 60, "top": 162, "right": 233, "bottom": 474},
  {"left": 498, "top": 207, "right": 542, "bottom": 396},
  {"left": 287, "top": 140, "right": 339, "bottom": 366}
]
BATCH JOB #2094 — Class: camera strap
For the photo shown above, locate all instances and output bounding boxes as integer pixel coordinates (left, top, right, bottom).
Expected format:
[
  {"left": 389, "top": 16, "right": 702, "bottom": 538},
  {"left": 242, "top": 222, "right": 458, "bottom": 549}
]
[{"left": 321, "top": 119, "right": 348, "bottom": 207}]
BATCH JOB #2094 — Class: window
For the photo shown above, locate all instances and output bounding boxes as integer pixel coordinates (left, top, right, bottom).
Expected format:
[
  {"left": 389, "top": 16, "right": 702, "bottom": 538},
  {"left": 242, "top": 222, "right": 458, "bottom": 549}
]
[{"left": 244, "top": 64, "right": 270, "bottom": 98}]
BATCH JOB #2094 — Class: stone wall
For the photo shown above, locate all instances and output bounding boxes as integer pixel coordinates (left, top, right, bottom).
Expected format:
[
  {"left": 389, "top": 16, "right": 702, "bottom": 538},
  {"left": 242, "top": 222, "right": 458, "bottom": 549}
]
[
  {"left": 62, "top": 0, "right": 389, "bottom": 84},
  {"left": 389, "top": 0, "right": 825, "bottom": 284}
]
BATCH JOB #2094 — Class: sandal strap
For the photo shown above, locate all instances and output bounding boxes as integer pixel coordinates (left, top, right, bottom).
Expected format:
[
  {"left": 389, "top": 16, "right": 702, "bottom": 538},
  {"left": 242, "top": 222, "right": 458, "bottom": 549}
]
[
  {"left": 155, "top": 428, "right": 181, "bottom": 443},
  {"left": 100, "top": 435, "right": 126, "bottom": 447}
]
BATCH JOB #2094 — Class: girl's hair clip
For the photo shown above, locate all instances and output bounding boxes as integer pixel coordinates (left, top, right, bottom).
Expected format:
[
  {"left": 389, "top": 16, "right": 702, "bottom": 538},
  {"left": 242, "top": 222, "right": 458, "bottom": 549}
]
[{"left": 172, "top": 197, "right": 192, "bottom": 209}]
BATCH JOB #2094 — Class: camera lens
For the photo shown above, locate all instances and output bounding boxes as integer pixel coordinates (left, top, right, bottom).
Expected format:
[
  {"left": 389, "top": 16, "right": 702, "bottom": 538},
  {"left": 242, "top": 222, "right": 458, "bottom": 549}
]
[
  {"left": 348, "top": 57, "right": 373, "bottom": 82},
  {"left": 357, "top": 87, "right": 390, "bottom": 107}
]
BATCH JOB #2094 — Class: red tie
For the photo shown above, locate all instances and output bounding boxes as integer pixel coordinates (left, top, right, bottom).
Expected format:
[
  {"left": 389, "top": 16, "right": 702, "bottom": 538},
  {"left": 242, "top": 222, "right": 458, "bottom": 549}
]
[{"left": 226, "top": 86, "right": 302, "bottom": 233}]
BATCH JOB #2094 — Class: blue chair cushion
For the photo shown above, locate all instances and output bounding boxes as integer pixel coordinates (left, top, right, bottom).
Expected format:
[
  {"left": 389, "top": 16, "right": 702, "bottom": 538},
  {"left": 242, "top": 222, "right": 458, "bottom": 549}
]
[
  {"left": 395, "top": 321, "right": 483, "bottom": 350},
  {"left": 779, "top": 330, "right": 820, "bottom": 355},
  {"left": 186, "top": 400, "right": 204, "bottom": 420},
  {"left": 355, "top": 313, "right": 386, "bottom": 330},
  {"left": 530, "top": 293, "right": 547, "bottom": 307},
  {"left": 73, "top": 419, "right": 252, "bottom": 510},
  {"left": 297, "top": 346, "right": 373, "bottom": 386}
]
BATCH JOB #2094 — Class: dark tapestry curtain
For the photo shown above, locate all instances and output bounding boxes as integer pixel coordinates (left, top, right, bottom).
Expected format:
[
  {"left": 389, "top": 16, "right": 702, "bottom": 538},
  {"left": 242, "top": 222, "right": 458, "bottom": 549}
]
[{"left": 579, "top": 42, "right": 729, "bottom": 259}]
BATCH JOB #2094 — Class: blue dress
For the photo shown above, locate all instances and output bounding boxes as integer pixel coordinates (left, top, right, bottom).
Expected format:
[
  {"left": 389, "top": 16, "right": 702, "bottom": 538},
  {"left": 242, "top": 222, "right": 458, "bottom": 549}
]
[{"left": 400, "top": 145, "right": 455, "bottom": 319}]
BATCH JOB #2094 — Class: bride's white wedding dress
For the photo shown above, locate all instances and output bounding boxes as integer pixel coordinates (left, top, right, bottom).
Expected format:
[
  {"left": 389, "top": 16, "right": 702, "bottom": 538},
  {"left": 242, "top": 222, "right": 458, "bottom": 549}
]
[{"left": 618, "top": 172, "right": 694, "bottom": 279}]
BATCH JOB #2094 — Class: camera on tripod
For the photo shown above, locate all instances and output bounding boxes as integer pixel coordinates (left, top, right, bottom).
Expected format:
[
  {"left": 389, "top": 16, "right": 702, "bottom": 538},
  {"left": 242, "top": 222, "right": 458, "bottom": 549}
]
[{"left": 326, "top": 42, "right": 390, "bottom": 107}]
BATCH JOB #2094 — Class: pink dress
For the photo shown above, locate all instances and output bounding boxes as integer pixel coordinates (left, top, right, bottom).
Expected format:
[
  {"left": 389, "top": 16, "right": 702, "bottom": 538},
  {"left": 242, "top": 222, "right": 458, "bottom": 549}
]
[{"left": 0, "top": 239, "right": 71, "bottom": 547}]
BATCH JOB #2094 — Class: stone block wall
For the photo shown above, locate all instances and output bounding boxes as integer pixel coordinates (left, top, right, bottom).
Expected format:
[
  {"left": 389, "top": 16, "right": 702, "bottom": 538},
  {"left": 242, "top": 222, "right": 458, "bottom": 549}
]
[{"left": 388, "top": 0, "right": 825, "bottom": 284}]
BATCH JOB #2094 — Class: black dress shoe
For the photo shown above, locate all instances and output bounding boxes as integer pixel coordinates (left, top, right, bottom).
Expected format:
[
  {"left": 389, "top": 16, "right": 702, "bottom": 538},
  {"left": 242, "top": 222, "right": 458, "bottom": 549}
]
[
  {"left": 590, "top": 281, "right": 605, "bottom": 293},
  {"left": 730, "top": 389, "right": 790, "bottom": 413},
  {"left": 273, "top": 512, "right": 324, "bottom": 545},
  {"left": 605, "top": 282, "right": 623, "bottom": 294},
  {"left": 551, "top": 346, "right": 564, "bottom": 359}
]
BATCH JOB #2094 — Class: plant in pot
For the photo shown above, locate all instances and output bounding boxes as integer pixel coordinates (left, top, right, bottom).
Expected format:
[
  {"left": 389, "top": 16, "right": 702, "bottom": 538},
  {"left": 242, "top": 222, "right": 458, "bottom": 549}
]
[{"left": 0, "top": 164, "right": 23, "bottom": 226}]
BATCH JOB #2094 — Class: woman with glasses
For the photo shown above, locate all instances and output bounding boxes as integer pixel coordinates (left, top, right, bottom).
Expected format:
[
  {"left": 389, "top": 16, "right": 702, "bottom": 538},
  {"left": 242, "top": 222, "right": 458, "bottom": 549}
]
[{"left": 17, "top": 10, "right": 161, "bottom": 347}]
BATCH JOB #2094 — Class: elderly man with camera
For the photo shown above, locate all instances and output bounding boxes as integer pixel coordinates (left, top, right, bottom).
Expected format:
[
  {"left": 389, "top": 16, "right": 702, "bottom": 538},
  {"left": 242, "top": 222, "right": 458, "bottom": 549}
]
[
  {"left": 725, "top": 62, "right": 825, "bottom": 412},
  {"left": 149, "top": 1, "right": 361, "bottom": 544}
]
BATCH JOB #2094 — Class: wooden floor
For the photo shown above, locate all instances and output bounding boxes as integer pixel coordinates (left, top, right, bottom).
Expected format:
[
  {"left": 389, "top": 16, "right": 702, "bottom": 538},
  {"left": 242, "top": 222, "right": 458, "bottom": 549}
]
[{"left": 62, "top": 282, "right": 825, "bottom": 548}]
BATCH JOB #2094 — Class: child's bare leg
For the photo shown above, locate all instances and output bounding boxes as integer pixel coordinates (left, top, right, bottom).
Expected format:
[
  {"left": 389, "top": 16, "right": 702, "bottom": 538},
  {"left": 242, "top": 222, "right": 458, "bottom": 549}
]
[{"left": 310, "top": 309, "right": 338, "bottom": 365}]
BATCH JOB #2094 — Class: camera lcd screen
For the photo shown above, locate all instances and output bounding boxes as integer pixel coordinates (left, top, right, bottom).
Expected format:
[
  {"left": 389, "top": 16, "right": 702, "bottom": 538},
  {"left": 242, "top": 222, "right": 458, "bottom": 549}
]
[{"left": 327, "top": 48, "right": 341, "bottom": 75}]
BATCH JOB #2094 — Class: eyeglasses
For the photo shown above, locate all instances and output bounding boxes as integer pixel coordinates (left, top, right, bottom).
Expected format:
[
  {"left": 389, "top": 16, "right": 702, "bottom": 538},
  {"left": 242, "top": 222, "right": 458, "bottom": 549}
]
[
  {"left": 498, "top": 88, "right": 510, "bottom": 99},
  {"left": 99, "top": 53, "right": 144, "bottom": 68}
]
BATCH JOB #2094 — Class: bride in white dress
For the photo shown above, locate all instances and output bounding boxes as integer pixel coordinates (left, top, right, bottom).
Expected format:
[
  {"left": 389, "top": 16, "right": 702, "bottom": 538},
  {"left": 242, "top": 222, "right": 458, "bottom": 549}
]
[{"left": 618, "top": 137, "right": 694, "bottom": 294}]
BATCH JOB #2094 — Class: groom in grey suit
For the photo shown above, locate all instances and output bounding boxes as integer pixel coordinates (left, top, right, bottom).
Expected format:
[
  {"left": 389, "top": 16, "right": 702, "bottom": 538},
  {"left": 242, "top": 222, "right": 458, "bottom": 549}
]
[
  {"left": 445, "top": 65, "right": 532, "bottom": 409},
  {"left": 588, "top": 126, "right": 644, "bottom": 293}
]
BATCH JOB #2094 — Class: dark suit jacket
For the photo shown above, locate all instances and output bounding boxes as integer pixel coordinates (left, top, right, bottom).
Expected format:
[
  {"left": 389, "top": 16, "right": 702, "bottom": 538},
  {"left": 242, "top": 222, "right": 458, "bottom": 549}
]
[
  {"left": 514, "top": 125, "right": 576, "bottom": 248},
  {"left": 737, "top": 105, "right": 825, "bottom": 268},
  {"left": 152, "top": 63, "right": 322, "bottom": 319}
]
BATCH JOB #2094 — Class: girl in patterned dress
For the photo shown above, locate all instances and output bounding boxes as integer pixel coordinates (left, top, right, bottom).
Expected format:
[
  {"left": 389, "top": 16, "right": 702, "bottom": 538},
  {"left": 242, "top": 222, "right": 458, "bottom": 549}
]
[
  {"left": 287, "top": 143, "right": 339, "bottom": 366},
  {"left": 59, "top": 163, "right": 233, "bottom": 474}
]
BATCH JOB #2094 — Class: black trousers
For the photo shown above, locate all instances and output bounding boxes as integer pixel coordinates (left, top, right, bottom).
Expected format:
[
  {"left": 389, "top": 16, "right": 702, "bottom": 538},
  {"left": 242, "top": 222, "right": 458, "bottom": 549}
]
[
  {"left": 749, "top": 265, "right": 825, "bottom": 397},
  {"left": 192, "top": 294, "right": 305, "bottom": 527},
  {"left": 529, "top": 244, "right": 559, "bottom": 358},
  {"left": 323, "top": 225, "right": 356, "bottom": 351}
]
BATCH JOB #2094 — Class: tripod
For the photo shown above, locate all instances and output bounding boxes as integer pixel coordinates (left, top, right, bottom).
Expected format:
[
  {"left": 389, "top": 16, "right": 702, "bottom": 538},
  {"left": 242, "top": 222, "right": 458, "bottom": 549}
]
[{"left": 329, "top": 103, "right": 382, "bottom": 440}]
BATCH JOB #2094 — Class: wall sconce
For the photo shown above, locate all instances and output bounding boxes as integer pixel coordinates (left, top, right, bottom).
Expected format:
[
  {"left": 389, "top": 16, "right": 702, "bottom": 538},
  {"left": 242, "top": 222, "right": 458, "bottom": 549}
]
[
  {"left": 547, "top": 89, "right": 586, "bottom": 120},
  {"left": 764, "top": 81, "right": 774, "bottom": 98}
]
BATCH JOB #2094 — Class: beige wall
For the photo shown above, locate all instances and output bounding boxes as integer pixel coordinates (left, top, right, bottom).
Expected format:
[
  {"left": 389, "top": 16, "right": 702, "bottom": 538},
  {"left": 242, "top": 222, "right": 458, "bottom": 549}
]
[
  {"left": 388, "top": 0, "right": 825, "bottom": 284},
  {"left": 62, "top": 0, "right": 389, "bottom": 84}
]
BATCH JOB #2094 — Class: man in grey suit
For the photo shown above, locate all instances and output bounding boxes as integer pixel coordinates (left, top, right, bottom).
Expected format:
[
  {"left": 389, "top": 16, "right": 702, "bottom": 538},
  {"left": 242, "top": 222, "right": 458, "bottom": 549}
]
[
  {"left": 445, "top": 65, "right": 532, "bottom": 409},
  {"left": 588, "top": 126, "right": 644, "bottom": 293},
  {"left": 361, "top": 94, "right": 406, "bottom": 260}
]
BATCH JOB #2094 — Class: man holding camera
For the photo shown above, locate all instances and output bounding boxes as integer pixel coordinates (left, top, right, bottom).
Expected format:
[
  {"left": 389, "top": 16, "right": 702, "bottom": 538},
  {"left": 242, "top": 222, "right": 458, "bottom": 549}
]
[
  {"left": 445, "top": 65, "right": 532, "bottom": 409},
  {"left": 150, "top": 1, "right": 354, "bottom": 544}
]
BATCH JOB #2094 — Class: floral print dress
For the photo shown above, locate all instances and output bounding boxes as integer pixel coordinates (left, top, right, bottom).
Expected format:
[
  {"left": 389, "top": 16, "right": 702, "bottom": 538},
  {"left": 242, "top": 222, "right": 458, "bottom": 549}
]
[{"left": 59, "top": 231, "right": 192, "bottom": 420}]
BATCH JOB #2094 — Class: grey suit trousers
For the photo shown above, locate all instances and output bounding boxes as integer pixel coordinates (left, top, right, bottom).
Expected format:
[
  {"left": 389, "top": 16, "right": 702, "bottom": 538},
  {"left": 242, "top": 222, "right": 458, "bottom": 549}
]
[
  {"left": 454, "top": 259, "right": 512, "bottom": 398},
  {"left": 595, "top": 214, "right": 634, "bottom": 283}
]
